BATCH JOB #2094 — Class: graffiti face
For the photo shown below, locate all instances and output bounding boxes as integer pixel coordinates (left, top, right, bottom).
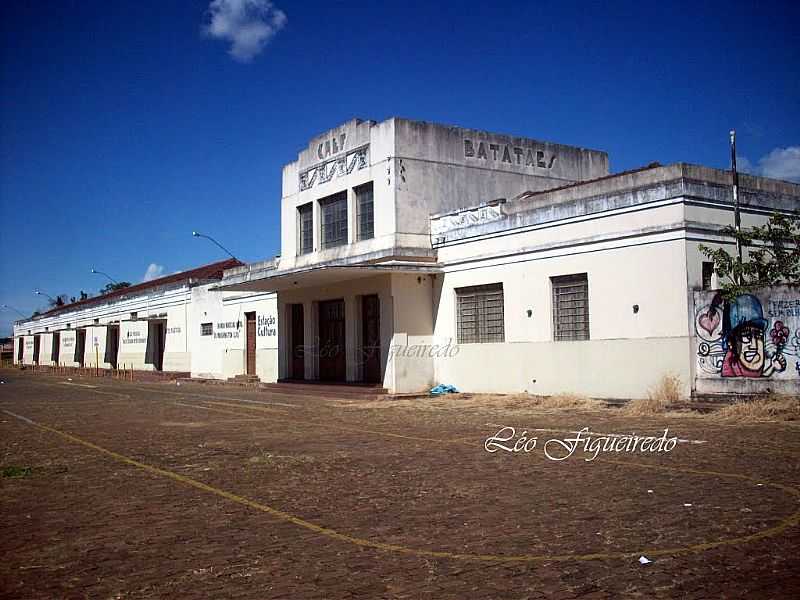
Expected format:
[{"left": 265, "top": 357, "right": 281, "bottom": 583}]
[{"left": 732, "top": 326, "right": 765, "bottom": 371}]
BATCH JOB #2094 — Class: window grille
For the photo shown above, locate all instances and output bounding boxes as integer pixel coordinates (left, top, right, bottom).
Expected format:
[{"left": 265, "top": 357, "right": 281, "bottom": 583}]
[
  {"left": 456, "top": 283, "right": 505, "bottom": 343},
  {"left": 356, "top": 182, "right": 374, "bottom": 240},
  {"left": 551, "top": 274, "right": 589, "bottom": 341},
  {"left": 298, "top": 203, "right": 313, "bottom": 255},
  {"left": 201, "top": 322, "right": 213, "bottom": 336},
  {"left": 320, "top": 191, "right": 348, "bottom": 249}
]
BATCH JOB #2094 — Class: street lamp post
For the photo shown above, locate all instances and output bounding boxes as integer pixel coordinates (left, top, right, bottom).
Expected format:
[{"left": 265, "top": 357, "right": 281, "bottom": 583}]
[
  {"left": 91, "top": 268, "right": 118, "bottom": 285},
  {"left": 34, "top": 289, "right": 56, "bottom": 303},
  {"left": 1, "top": 304, "right": 27, "bottom": 318},
  {"left": 192, "top": 231, "right": 238, "bottom": 261}
]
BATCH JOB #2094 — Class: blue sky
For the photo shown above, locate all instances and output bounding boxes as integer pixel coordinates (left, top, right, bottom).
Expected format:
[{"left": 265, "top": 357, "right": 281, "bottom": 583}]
[{"left": 1, "top": 0, "right": 799, "bottom": 335}]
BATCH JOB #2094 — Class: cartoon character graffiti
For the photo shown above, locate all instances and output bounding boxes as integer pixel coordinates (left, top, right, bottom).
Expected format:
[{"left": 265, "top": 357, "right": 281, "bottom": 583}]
[{"left": 696, "top": 293, "right": 793, "bottom": 378}]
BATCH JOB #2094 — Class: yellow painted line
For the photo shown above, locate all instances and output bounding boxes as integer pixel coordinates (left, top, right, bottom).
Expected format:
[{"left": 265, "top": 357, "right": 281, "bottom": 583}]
[{"left": 4, "top": 408, "right": 799, "bottom": 563}]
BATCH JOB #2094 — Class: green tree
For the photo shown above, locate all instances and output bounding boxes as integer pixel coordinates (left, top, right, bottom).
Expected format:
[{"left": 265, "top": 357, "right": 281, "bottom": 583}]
[
  {"left": 700, "top": 211, "right": 800, "bottom": 299},
  {"left": 100, "top": 282, "right": 131, "bottom": 294}
]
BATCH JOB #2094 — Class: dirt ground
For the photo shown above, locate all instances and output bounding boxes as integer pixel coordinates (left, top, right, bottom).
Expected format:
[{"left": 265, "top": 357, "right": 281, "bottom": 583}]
[{"left": 1, "top": 369, "right": 799, "bottom": 599}]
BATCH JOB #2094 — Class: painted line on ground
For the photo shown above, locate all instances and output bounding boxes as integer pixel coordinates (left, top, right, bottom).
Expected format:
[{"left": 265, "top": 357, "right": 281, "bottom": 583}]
[{"left": 4, "top": 407, "right": 799, "bottom": 563}]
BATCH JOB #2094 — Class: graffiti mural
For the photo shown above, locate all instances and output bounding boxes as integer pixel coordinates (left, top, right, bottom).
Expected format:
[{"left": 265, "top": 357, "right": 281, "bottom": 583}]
[{"left": 695, "top": 288, "right": 800, "bottom": 380}]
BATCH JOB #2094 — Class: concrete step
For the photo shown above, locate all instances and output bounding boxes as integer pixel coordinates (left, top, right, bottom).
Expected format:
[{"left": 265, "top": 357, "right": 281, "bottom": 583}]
[{"left": 263, "top": 381, "right": 389, "bottom": 400}]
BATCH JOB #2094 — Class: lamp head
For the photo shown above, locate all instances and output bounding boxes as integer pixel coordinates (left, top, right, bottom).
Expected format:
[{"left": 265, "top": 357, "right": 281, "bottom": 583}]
[{"left": 192, "top": 231, "right": 199, "bottom": 237}]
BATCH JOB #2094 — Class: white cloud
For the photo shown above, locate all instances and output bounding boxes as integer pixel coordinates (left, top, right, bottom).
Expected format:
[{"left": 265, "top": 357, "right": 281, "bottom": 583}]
[
  {"left": 143, "top": 263, "right": 165, "bottom": 282},
  {"left": 204, "top": 0, "right": 287, "bottom": 62},
  {"left": 738, "top": 146, "right": 800, "bottom": 183}
]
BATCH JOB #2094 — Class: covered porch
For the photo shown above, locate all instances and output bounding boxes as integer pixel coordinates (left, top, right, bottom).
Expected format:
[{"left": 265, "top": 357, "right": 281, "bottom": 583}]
[{"left": 218, "top": 262, "right": 441, "bottom": 393}]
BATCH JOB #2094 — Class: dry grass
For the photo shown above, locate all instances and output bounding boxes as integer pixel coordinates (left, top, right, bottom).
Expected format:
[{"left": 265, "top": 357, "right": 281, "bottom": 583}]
[
  {"left": 621, "top": 374, "right": 683, "bottom": 416},
  {"left": 714, "top": 394, "right": 800, "bottom": 423}
]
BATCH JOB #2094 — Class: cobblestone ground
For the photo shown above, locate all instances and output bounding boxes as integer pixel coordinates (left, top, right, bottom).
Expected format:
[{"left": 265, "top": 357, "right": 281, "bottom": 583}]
[{"left": 1, "top": 369, "right": 799, "bottom": 599}]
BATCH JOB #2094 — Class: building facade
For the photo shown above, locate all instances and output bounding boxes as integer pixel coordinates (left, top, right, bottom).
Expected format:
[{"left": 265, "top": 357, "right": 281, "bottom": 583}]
[
  {"left": 220, "top": 118, "right": 800, "bottom": 398},
  {"left": 13, "top": 259, "right": 279, "bottom": 381},
  {"left": 14, "top": 118, "right": 800, "bottom": 398}
]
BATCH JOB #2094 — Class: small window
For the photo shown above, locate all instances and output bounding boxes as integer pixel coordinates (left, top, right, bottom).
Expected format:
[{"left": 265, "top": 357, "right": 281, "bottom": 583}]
[
  {"left": 93, "top": 318, "right": 100, "bottom": 324},
  {"left": 297, "top": 203, "right": 313, "bottom": 255},
  {"left": 320, "top": 191, "right": 348, "bottom": 249},
  {"left": 552, "top": 274, "right": 589, "bottom": 341},
  {"left": 355, "top": 182, "right": 374, "bottom": 241},
  {"left": 201, "top": 322, "right": 213, "bottom": 336},
  {"left": 456, "top": 283, "right": 505, "bottom": 343},
  {"left": 130, "top": 312, "right": 138, "bottom": 320},
  {"left": 702, "top": 261, "right": 715, "bottom": 290}
]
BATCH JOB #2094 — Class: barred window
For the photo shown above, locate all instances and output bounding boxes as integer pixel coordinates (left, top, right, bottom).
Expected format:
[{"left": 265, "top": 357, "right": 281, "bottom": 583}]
[
  {"left": 456, "top": 283, "right": 504, "bottom": 344},
  {"left": 320, "top": 191, "right": 348, "bottom": 249},
  {"left": 355, "top": 182, "right": 374, "bottom": 241},
  {"left": 298, "top": 203, "right": 313, "bottom": 255},
  {"left": 551, "top": 274, "right": 589, "bottom": 341},
  {"left": 201, "top": 322, "right": 213, "bottom": 336}
]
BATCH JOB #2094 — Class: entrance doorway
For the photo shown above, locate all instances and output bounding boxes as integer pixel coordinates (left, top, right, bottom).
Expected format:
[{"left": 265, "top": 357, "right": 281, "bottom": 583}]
[
  {"left": 245, "top": 312, "right": 256, "bottom": 376},
  {"left": 105, "top": 326, "right": 119, "bottom": 369},
  {"left": 318, "top": 299, "right": 346, "bottom": 381},
  {"left": 17, "top": 338, "right": 23, "bottom": 362},
  {"left": 290, "top": 304, "right": 304, "bottom": 379},
  {"left": 75, "top": 329, "right": 86, "bottom": 366},
  {"left": 145, "top": 321, "right": 166, "bottom": 371},
  {"left": 33, "top": 335, "right": 40, "bottom": 365},
  {"left": 51, "top": 332, "right": 60, "bottom": 364},
  {"left": 361, "top": 295, "right": 381, "bottom": 383}
]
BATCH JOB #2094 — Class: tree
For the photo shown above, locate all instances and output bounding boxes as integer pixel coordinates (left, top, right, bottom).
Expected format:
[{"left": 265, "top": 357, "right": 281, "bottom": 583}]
[
  {"left": 100, "top": 282, "right": 131, "bottom": 295},
  {"left": 79, "top": 290, "right": 89, "bottom": 301},
  {"left": 48, "top": 294, "right": 70, "bottom": 307},
  {"left": 700, "top": 211, "right": 800, "bottom": 299}
]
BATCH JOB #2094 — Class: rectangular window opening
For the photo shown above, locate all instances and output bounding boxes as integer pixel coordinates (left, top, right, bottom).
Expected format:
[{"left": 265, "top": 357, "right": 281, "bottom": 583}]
[
  {"left": 456, "top": 283, "right": 505, "bottom": 344},
  {"left": 551, "top": 274, "right": 589, "bottom": 341},
  {"left": 320, "top": 191, "right": 348, "bottom": 249},
  {"left": 355, "top": 182, "right": 374, "bottom": 241}
]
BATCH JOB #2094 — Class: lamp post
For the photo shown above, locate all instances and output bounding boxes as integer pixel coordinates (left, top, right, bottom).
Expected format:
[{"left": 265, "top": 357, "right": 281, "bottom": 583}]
[
  {"left": 192, "top": 230, "right": 238, "bottom": 261},
  {"left": 34, "top": 289, "right": 55, "bottom": 303},
  {"left": 1, "top": 304, "right": 27, "bottom": 318},
  {"left": 90, "top": 268, "right": 118, "bottom": 285}
]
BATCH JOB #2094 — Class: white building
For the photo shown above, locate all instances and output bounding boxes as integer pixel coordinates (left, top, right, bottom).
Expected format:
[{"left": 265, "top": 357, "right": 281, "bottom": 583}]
[
  {"left": 219, "top": 118, "right": 800, "bottom": 398},
  {"left": 15, "top": 118, "right": 800, "bottom": 398},
  {"left": 13, "top": 259, "right": 278, "bottom": 382}
]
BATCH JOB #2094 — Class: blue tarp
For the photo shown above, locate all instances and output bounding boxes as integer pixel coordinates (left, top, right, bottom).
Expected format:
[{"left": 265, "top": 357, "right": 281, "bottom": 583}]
[{"left": 430, "top": 384, "right": 459, "bottom": 395}]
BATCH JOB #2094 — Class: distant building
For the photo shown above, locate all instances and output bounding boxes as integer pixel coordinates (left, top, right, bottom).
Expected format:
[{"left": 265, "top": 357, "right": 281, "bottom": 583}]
[{"left": 12, "top": 259, "right": 278, "bottom": 381}]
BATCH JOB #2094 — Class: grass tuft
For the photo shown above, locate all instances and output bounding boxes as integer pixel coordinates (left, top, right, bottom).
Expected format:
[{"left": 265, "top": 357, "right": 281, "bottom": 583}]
[
  {"left": 622, "top": 374, "right": 683, "bottom": 416},
  {"left": 2, "top": 465, "right": 32, "bottom": 478},
  {"left": 714, "top": 394, "right": 800, "bottom": 422}
]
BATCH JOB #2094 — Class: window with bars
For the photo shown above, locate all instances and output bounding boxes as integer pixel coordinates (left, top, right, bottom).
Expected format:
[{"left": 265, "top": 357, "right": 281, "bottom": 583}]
[
  {"left": 551, "top": 274, "right": 589, "bottom": 341},
  {"left": 456, "top": 283, "right": 505, "bottom": 344},
  {"left": 355, "top": 182, "right": 374, "bottom": 240},
  {"left": 297, "top": 203, "right": 313, "bottom": 255},
  {"left": 320, "top": 191, "right": 348, "bottom": 249},
  {"left": 200, "top": 322, "right": 213, "bottom": 336}
]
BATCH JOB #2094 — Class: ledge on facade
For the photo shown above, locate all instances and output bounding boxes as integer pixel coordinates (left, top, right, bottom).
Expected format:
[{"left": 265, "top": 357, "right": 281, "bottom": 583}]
[
  {"left": 218, "top": 249, "right": 441, "bottom": 292},
  {"left": 429, "top": 162, "right": 800, "bottom": 244}
]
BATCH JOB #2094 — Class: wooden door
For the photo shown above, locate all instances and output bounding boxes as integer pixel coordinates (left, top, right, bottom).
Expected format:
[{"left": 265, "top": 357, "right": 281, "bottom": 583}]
[
  {"left": 246, "top": 312, "right": 256, "bottom": 376},
  {"left": 51, "top": 332, "right": 60, "bottom": 364},
  {"left": 290, "top": 304, "right": 304, "bottom": 379},
  {"left": 318, "top": 299, "right": 346, "bottom": 381},
  {"left": 361, "top": 295, "right": 381, "bottom": 383}
]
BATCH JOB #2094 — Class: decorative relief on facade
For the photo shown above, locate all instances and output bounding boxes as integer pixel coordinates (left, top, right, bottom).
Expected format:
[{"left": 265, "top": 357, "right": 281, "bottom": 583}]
[
  {"left": 299, "top": 145, "right": 369, "bottom": 191},
  {"left": 431, "top": 204, "right": 504, "bottom": 235}
]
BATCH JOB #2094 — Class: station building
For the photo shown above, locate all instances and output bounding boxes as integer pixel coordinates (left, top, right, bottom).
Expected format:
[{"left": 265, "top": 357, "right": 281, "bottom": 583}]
[
  {"left": 13, "top": 117, "right": 800, "bottom": 398},
  {"left": 219, "top": 118, "right": 800, "bottom": 398},
  {"left": 12, "top": 259, "right": 278, "bottom": 382}
]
